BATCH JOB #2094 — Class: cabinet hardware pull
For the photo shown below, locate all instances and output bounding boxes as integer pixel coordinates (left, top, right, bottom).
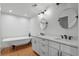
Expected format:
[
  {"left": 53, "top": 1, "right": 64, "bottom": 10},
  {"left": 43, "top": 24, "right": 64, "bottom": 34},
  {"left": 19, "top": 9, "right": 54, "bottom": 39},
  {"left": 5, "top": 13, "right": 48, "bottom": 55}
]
[
  {"left": 60, "top": 51, "right": 62, "bottom": 56},
  {"left": 58, "top": 50, "right": 59, "bottom": 56}
]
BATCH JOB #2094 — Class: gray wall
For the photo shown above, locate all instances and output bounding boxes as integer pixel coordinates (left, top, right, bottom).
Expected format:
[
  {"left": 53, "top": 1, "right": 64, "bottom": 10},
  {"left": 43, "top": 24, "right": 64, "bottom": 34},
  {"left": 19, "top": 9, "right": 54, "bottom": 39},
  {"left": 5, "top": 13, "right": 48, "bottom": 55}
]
[
  {"left": 0, "top": 14, "right": 30, "bottom": 48},
  {"left": 1, "top": 14, "right": 30, "bottom": 38},
  {"left": 31, "top": 3, "right": 78, "bottom": 39}
]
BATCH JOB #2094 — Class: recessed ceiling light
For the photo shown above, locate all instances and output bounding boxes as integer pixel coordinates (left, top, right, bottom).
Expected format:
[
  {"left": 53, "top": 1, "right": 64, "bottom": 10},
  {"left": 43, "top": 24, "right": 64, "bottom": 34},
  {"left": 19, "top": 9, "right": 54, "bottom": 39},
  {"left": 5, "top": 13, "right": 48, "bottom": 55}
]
[{"left": 9, "top": 10, "right": 13, "bottom": 13}]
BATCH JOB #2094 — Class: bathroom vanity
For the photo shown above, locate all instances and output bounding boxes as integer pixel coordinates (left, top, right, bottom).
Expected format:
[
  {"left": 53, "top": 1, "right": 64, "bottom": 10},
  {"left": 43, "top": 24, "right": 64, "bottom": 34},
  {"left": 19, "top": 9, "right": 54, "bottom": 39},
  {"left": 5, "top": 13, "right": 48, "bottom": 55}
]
[{"left": 32, "top": 35, "right": 78, "bottom": 56}]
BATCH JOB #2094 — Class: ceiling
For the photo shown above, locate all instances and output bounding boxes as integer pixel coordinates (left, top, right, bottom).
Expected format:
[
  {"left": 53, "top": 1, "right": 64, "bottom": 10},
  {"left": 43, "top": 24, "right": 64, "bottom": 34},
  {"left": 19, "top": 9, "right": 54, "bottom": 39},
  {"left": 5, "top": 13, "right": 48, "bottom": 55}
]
[
  {"left": 0, "top": 3, "right": 78, "bottom": 19},
  {"left": 0, "top": 3, "right": 53, "bottom": 18}
]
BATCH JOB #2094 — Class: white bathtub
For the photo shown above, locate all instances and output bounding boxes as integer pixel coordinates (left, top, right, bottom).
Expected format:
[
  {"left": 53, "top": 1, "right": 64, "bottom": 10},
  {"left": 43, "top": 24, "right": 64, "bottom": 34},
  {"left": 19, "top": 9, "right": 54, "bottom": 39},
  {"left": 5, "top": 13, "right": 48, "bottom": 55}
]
[{"left": 1, "top": 36, "right": 32, "bottom": 49}]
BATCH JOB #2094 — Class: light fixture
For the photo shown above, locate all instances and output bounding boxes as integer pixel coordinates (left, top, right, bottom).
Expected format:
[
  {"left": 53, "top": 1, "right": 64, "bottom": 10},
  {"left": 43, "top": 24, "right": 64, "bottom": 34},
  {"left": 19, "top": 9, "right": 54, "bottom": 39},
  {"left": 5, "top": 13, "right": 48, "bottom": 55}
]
[
  {"left": 38, "top": 13, "right": 44, "bottom": 19},
  {"left": 44, "top": 8, "right": 52, "bottom": 16},
  {"left": 9, "top": 10, "right": 13, "bottom": 13},
  {"left": 38, "top": 9, "right": 47, "bottom": 15},
  {"left": 38, "top": 9, "right": 47, "bottom": 20},
  {"left": 76, "top": 16, "right": 78, "bottom": 19}
]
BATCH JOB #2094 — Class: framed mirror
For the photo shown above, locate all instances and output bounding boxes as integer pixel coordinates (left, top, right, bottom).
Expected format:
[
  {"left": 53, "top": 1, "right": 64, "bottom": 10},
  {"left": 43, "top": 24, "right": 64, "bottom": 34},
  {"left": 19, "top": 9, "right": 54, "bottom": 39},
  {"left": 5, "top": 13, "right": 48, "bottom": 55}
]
[
  {"left": 40, "top": 18, "right": 48, "bottom": 30},
  {"left": 58, "top": 8, "right": 77, "bottom": 29}
]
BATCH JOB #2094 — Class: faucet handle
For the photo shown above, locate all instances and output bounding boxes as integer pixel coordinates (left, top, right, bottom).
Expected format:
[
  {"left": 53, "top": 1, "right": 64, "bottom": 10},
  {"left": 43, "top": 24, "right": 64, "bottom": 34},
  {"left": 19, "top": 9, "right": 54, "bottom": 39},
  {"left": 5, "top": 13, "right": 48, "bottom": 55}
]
[
  {"left": 69, "top": 36, "right": 73, "bottom": 40},
  {"left": 64, "top": 35, "right": 67, "bottom": 39},
  {"left": 61, "top": 35, "right": 63, "bottom": 39}
]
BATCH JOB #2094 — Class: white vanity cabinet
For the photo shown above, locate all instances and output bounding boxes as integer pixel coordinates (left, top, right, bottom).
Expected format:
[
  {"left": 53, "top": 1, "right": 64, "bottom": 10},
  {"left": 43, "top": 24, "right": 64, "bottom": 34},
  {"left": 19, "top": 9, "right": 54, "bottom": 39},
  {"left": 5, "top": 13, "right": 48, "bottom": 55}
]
[
  {"left": 32, "top": 37, "right": 49, "bottom": 56},
  {"left": 32, "top": 36, "right": 78, "bottom": 56}
]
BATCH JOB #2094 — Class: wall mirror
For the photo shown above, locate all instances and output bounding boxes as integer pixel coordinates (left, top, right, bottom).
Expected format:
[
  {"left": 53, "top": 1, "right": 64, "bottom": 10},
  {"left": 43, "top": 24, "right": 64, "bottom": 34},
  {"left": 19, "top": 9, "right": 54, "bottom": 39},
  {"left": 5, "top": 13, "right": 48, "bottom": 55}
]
[
  {"left": 58, "top": 8, "right": 77, "bottom": 29},
  {"left": 40, "top": 18, "right": 48, "bottom": 30}
]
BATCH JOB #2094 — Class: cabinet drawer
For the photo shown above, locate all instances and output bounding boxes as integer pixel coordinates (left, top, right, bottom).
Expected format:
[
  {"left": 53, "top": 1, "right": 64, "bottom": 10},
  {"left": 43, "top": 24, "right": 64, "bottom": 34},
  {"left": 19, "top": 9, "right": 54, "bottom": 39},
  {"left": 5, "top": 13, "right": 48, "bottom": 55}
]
[
  {"left": 49, "top": 40, "right": 59, "bottom": 49},
  {"left": 61, "top": 45, "right": 78, "bottom": 56},
  {"left": 40, "top": 38, "right": 48, "bottom": 45}
]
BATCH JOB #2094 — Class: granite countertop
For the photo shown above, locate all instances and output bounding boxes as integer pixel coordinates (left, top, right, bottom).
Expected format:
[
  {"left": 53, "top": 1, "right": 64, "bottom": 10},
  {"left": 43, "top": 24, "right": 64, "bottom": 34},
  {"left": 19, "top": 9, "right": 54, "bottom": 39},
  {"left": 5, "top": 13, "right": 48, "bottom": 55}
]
[{"left": 32, "top": 35, "right": 78, "bottom": 48}]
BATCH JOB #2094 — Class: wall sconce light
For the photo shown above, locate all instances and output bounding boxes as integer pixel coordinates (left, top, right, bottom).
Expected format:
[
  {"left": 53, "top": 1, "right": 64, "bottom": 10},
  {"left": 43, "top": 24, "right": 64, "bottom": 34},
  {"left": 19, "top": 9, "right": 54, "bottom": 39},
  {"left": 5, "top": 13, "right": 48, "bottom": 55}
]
[
  {"left": 76, "top": 16, "right": 78, "bottom": 19},
  {"left": 38, "top": 9, "right": 47, "bottom": 19},
  {"left": 39, "top": 9, "right": 47, "bottom": 15},
  {"left": 41, "top": 11, "right": 44, "bottom": 14},
  {"left": 46, "top": 21, "right": 48, "bottom": 24}
]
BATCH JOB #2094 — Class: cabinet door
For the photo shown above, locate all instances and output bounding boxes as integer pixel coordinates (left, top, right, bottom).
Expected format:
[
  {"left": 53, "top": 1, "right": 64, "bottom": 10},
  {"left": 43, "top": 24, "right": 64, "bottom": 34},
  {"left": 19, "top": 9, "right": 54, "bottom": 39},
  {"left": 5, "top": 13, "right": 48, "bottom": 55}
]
[
  {"left": 49, "top": 40, "right": 60, "bottom": 50},
  {"left": 39, "top": 43, "right": 49, "bottom": 56},
  {"left": 49, "top": 40, "right": 60, "bottom": 56},
  {"left": 61, "top": 44, "right": 78, "bottom": 56},
  {"left": 32, "top": 38, "right": 37, "bottom": 51},
  {"left": 49, "top": 47, "right": 59, "bottom": 56},
  {"left": 36, "top": 38, "right": 40, "bottom": 54},
  {"left": 32, "top": 37, "right": 40, "bottom": 54}
]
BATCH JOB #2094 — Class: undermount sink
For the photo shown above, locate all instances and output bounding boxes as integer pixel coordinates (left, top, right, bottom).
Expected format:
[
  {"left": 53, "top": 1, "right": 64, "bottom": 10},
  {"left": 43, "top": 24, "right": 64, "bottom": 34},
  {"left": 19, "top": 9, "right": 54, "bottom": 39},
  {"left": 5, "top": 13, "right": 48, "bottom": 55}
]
[{"left": 40, "top": 33, "right": 45, "bottom": 36}]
